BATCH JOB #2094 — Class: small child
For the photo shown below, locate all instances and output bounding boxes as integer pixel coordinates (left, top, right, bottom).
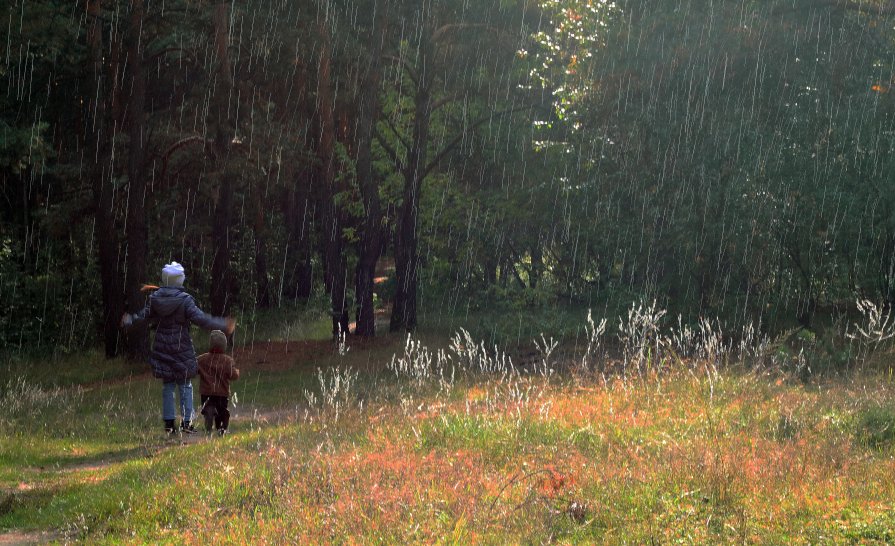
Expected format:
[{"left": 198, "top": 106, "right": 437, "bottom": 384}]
[
  {"left": 121, "top": 262, "right": 235, "bottom": 436},
  {"left": 197, "top": 330, "right": 240, "bottom": 435}
]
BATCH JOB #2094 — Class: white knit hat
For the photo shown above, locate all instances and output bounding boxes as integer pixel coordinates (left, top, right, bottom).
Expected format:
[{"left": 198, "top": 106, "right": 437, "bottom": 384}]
[{"left": 161, "top": 262, "right": 186, "bottom": 287}]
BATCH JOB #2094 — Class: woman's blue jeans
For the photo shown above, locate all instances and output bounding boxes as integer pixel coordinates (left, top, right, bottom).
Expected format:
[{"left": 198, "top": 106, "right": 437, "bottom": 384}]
[{"left": 162, "top": 380, "right": 193, "bottom": 422}]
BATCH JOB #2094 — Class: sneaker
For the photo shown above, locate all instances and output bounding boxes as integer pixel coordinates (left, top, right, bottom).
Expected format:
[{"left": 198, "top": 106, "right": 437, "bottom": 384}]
[
  {"left": 217, "top": 429, "right": 228, "bottom": 437},
  {"left": 164, "top": 419, "right": 178, "bottom": 437},
  {"left": 165, "top": 427, "right": 180, "bottom": 438},
  {"left": 181, "top": 421, "right": 197, "bottom": 434}
]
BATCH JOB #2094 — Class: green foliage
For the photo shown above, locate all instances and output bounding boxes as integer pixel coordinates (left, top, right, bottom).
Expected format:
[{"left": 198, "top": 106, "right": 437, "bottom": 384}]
[
  {"left": 4, "top": 0, "right": 895, "bottom": 353},
  {"left": 0, "top": 120, "right": 51, "bottom": 174},
  {"left": 524, "top": 0, "right": 620, "bottom": 123},
  {"left": 0, "top": 234, "right": 99, "bottom": 357},
  {"left": 855, "top": 405, "right": 895, "bottom": 451}
]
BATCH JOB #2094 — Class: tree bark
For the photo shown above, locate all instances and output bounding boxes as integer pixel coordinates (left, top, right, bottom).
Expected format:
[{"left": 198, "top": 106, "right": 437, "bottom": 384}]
[
  {"left": 390, "top": 44, "right": 432, "bottom": 333},
  {"left": 354, "top": 9, "right": 385, "bottom": 337},
  {"left": 253, "top": 177, "right": 272, "bottom": 309},
  {"left": 883, "top": 233, "right": 895, "bottom": 310},
  {"left": 124, "top": 0, "right": 149, "bottom": 360},
  {"left": 280, "top": 178, "right": 314, "bottom": 302},
  {"left": 317, "top": 14, "right": 349, "bottom": 340},
  {"left": 278, "top": 52, "right": 315, "bottom": 304},
  {"left": 210, "top": 174, "right": 233, "bottom": 315},
  {"left": 530, "top": 235, "right": 543, "bottom": 289},
  {"left": 87, "top": 0, "right": 123, "bottom": 358},
  {"left": 210, "top": 1, "right": 234, "bottom": 316}
]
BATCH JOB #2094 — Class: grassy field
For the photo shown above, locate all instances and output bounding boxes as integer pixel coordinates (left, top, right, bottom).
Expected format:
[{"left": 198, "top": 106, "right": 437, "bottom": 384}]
[{"left": 2, "top": 315, "right": 895, "bottom": 544}]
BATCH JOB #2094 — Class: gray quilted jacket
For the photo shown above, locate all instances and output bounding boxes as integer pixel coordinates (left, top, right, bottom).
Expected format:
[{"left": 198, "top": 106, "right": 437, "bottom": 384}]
[{"left": 125, "top": 287, "right": 228, "bottom": 382}]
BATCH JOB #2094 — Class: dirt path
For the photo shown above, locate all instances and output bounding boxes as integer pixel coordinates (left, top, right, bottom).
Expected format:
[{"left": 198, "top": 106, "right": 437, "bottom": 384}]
[
  {"left": 20, "top": 406, "right": 298, "bottom": 480},
  {"left": 0, "top": 531, "right": 62, "bottom": 545},
  {"left": 232, "top": 339, "right": 334, "bottom": 372}
]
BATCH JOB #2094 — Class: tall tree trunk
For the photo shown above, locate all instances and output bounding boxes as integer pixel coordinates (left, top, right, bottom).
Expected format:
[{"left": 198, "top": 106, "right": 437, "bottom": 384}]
[
  {"left": 391, "top": 58, "right": 431, "bottom": 332},
  {"left": 253, "top": 177, "right": 272, "bottom": 309},
  {"left": 19, "top": 171, "right": 32, "bottom": 274},
  {"left": 317, "top": 14, "right": 349, "bottom": 340},
  {"left": 354, "top": 9, "right": 385, "bottom": 337},
  {"left": 280, "top": 178, "right": 314, "bottom": 302},
  {"left": 87, "top": 0, "right": 122, "bottom": 358},
  {"left": 124, "top": 0, "right": 149, "bottom": 360},
  {"left": 880, "top": 232, "right": 895, "bottom": 311},
  {"left": 210, "top": 1, "right": 234, "bottom": 316},
  {"left": 530, "top": 235, "right": 543, "bottom": 289},
  {"left": 278, "top": 53, "right": 314, "bottom": 305},
  {"left": 210, "top": 176, "right": 233, "bottom": 315}
]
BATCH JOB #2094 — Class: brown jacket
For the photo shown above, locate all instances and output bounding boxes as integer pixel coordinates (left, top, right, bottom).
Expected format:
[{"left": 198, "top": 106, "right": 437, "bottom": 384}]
[{"left": 197, "top": 350, "right": 240, "bottom": 396}]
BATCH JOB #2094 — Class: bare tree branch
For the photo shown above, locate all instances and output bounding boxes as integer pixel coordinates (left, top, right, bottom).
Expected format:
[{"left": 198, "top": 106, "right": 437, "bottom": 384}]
[
  {"left": 146, "top": 46, "right": 198, "bottom": 65},
  {"left": 432, "top": 23, "right": 494, "bottom": 44},
  {"left": 421, "top": 106, "right": 530, "bottom": 180},
  {"left": 383, "top": 115, "right": 411, "bottom": 152},
  {"left": 431, "top": 93, "right": 462, "bottom": 112},
  {"left": 155, "top": 135, "right": 208, "bottom": 182},
  {"left": 374, "top": 125, "right": 406, "bottom": 171}
]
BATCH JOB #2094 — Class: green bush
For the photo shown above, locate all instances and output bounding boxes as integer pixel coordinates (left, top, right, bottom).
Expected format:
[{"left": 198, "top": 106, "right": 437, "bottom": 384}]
[
  {"left": 855, "top": 406, "right": 895, "bottom": 450},
  {"left": 0, "top": 235, "right": 100, "bottom": 358}
]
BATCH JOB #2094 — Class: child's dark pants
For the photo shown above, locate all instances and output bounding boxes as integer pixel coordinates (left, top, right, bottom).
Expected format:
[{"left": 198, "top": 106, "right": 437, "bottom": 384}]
[{"left": 200, "top": 395, "right": 230, "bottom": 432}]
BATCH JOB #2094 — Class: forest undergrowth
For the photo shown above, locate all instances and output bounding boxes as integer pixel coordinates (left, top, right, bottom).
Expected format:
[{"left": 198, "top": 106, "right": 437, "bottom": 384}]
[{"left": 1, "top": 303, "right": 895, "bottom": 544}]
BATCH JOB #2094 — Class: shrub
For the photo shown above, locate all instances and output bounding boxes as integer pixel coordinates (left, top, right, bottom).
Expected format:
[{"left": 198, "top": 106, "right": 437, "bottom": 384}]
[{"left": 855, "top": 406, "right": 895, "bottom": 450}]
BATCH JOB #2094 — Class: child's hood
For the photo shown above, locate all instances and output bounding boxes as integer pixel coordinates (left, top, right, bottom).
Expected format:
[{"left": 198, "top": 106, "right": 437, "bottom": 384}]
[
  {"left": 151, "top": 286, "right": 188, "bottom": 317},
  {"left": 209, "top": 330, "right": 228, "bottom": 352}
]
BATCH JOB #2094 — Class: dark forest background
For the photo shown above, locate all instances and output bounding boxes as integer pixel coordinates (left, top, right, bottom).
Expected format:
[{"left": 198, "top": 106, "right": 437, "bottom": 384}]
[{"left": 2, "top": 0, "right": 895, "bottom": 358}]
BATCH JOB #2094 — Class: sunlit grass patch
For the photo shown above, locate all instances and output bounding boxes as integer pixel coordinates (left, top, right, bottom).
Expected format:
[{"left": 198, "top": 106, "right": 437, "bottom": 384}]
[
  {"left": 415, "top": 412, "right": 580, "bottom": 464},
  {"left": 0, "top": 453, "right": 156, "bottom": 533},
  {"left": 235, "top": 301, "right": 334, "bottom": 344}
]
